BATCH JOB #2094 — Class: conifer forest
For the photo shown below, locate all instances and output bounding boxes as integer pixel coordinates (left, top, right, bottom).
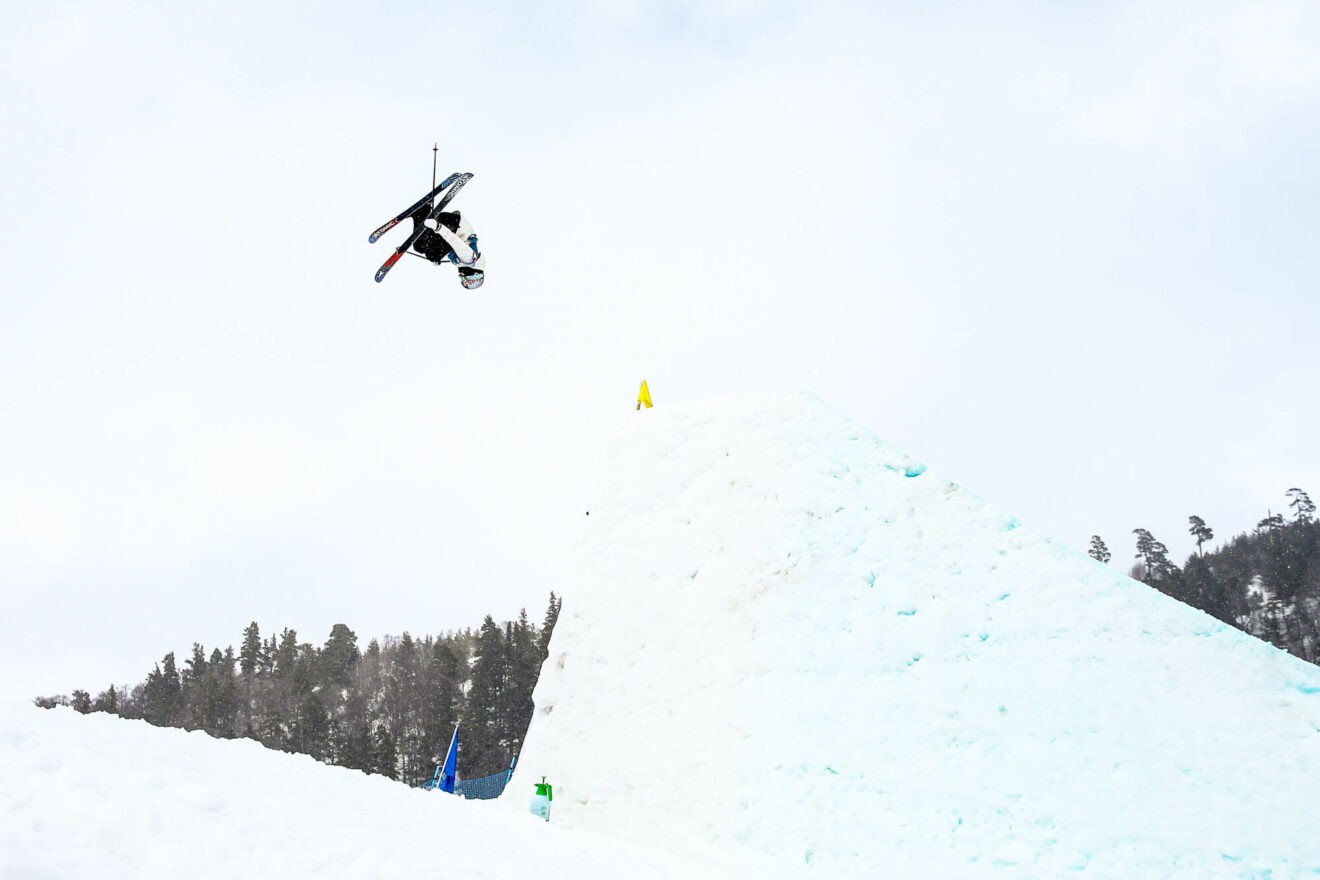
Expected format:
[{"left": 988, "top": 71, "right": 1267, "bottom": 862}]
[
  {"left": 1092, "top": 489, "right": 1320, "bottom": 663},
  {"left": 37, "top": 594, "right": 561, "bottom": 786}
]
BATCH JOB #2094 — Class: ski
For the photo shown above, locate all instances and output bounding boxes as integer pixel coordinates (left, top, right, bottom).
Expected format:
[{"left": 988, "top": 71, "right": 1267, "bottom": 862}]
[
  {"left": 368, "top": 172, "right": 462, "bottom": 244},
  {"left": 433, "top": 172, "right": 472, "bottom": 215},
  {"left": 374, "top": 172, "right": 473, "bottom": 283}
]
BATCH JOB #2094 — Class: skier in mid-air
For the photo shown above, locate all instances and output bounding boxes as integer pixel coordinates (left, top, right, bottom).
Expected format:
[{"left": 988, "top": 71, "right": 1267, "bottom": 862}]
[
  {"left": 368, "top": 169, "right": 484, "bottom": 287},
  {"left": 408, "top": 205, "right": 485, "bottom": 290}
]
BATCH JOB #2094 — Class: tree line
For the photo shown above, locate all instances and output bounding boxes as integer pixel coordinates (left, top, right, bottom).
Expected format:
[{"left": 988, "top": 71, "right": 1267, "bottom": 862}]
[
  {"left": 1088, "top": 488, "right": 1320, "bottom": 663},
  {"left": 36, "top": 593, "right": 562, "bottom": 785}
]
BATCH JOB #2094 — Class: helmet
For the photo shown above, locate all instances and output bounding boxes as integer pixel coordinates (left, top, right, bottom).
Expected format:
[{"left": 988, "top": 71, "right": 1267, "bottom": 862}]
[{"left": 458, "top": 266, "right": 484, "bottom": 290}]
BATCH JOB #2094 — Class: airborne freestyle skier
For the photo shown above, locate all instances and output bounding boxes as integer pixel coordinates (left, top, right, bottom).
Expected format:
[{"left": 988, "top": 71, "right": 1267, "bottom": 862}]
[
  {"left": 409, "top": 206, "right": 485, "bottom": 290},
  {"left": 368, "top": 170, "right": 484, "bottom": 288}
]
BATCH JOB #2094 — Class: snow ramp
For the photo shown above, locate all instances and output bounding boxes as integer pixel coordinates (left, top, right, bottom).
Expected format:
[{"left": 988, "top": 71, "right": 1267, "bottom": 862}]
[{"left": 514, "top": 391, "right": 1320, "bottom": 877}]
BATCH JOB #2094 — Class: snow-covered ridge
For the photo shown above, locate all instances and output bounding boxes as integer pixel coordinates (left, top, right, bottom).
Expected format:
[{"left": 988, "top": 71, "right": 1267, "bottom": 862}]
[{"left": 515, "top": 391, "right": 1320, "bottom": 876}]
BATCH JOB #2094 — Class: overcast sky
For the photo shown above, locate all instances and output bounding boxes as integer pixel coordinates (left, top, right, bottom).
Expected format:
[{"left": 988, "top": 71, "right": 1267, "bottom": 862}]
[{"left": 3, "top": 0, "right": 1319, "bottom": 696}]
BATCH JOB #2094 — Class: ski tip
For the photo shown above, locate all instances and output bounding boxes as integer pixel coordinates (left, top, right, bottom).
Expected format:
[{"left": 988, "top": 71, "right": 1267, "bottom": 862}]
[
  {"left": 369, "top": 219, "right": 400, "bottom": 244},
  {"left": 375, "top": 252, "right": 403, "bottom": 283}
]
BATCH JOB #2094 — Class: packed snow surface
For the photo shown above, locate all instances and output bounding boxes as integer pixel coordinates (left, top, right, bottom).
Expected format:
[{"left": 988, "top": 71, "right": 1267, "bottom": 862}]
[
  {"left": 515, "top": 392, "right": 1320, "bottom": 877},
  {"left": 6, "top": 391, "right": 1320, "bottom": 878},
  {"left": 0, "top": 702, "right": 745, "bottom": 879}
]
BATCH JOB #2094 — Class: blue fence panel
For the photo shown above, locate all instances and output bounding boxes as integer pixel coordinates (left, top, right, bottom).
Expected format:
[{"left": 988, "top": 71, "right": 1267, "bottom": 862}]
[{"left": 454, "top": 769, "right": 513, "bottom": 800}]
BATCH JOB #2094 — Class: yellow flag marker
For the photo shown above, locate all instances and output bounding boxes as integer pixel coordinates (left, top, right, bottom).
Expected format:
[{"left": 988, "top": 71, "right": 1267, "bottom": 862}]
[{"left": 636, "top": 380, "right": 653, "bottom": 410}]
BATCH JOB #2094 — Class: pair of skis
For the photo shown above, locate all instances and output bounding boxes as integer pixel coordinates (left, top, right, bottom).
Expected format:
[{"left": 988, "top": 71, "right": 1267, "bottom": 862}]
[{"left": 369, "top": 172, "right": 473, "bottom": 283}]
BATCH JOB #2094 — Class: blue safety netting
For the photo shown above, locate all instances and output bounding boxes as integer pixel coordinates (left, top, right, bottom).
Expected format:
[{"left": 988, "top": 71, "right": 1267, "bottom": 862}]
[
  {"left": 455, "top": 769, "right": 514, "bottom": 800},
  {"left": 419, "top": 768, "right": 515, "bottom": 800}
]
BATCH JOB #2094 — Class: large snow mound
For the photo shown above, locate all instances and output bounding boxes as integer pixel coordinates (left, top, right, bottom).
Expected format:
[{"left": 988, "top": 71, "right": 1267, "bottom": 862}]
[{"left": 515, "top": 391, "right": 1320, "bottom": 877}]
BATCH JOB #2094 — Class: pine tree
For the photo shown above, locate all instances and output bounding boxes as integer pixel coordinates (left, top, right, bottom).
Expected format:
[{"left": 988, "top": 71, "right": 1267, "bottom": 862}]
[
  {"left": 1181, "top": 553, "right": 1213, "bottom": 617},
  {"left": 334, "top": 718, "right": 375, "bottom": 772},
  {"left": 321, "top": 624, "right": 360, "bottom": 687},
  {"left": 1188, "top": 516, "right": 1214, "bottom": 556},
  {"left": 1132, "top": 528, "right": 1180, "bottom": 590},
  {"left": 414, "top": 637, "right": 464, "bottom": 779},
  {"left": 1262, "top": 597, "right": 1290, "bottom": 649},
  {"left": 261, "top": 635, "right": 278, "bottom": 675},
  {"left": 379, "top": 631, "right": 428, "bottom": 783},
  {"left": 504, "top": 609, "right": 540, "bottom": 755},
  {"left": 292, "top": 692, "right": 331, "bottom": 760},
  {"left": 92, "top": 685, "right": 119, "bottom": 714},
  {"left": 464, "top": 616, "right": 508, "bottom": 777},
  {"left": 1088, "top": 536, "right": 1111, "bottom": 564},
  {"left": 194, "top": 647, "right": 239, "bottom": 736},
  {"left": 373, "top": 725, "right": 399, "bottom": 779},
  {"left": 240, "top": 622, "right": 263, "bottom": 677},
  {"left": 184, "top": 643, "right": 209, "bottom": 687},
  {"left": 274, "top": 629, "right": 299, "bottom": 679},
  {"left": 142, "top": 652, "right": 182, "bottom": 726},
  {"left": 1288, "top": 488, "right": 1316, "bottom": 523},
  {"left": 1259, "top": 512, "right": 1286, "bottom": 534},
  {"left": 539, "top": 592, "right": 562, "bottom": 659}
]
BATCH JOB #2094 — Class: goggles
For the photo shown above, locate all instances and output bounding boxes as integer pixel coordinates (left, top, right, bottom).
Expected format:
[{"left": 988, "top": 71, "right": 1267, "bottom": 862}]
[{"left": 459, "top": 268, "right": 485, "bottom": 290}]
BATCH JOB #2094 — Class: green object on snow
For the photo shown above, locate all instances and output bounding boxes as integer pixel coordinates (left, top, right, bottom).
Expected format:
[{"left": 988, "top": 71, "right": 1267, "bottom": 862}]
[{"left": 530, "top": 775, "right": 554, "bottom": 821}]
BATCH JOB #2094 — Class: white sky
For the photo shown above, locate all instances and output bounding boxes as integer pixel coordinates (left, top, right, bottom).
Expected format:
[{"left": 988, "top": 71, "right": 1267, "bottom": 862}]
[{"left": 3, "top": 0, "right": 1319, "bottom": 694}]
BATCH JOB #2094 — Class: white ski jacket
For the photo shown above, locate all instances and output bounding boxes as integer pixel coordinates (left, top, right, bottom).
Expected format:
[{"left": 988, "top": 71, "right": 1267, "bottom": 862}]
[{"left": 426, "top": 214, "right": 485, "bottom": 271}]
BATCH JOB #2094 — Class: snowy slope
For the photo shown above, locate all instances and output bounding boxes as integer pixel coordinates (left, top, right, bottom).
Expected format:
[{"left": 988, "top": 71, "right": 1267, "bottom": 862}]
[
  {"left": 515, "top": 392, "right": 1320, "bottom": 877},
  {"left": 8, "top": 391, "right": 1320, "bottom": 879},
  {"left": 0, "top": 700, "right": 749, "bottom": 879}
]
